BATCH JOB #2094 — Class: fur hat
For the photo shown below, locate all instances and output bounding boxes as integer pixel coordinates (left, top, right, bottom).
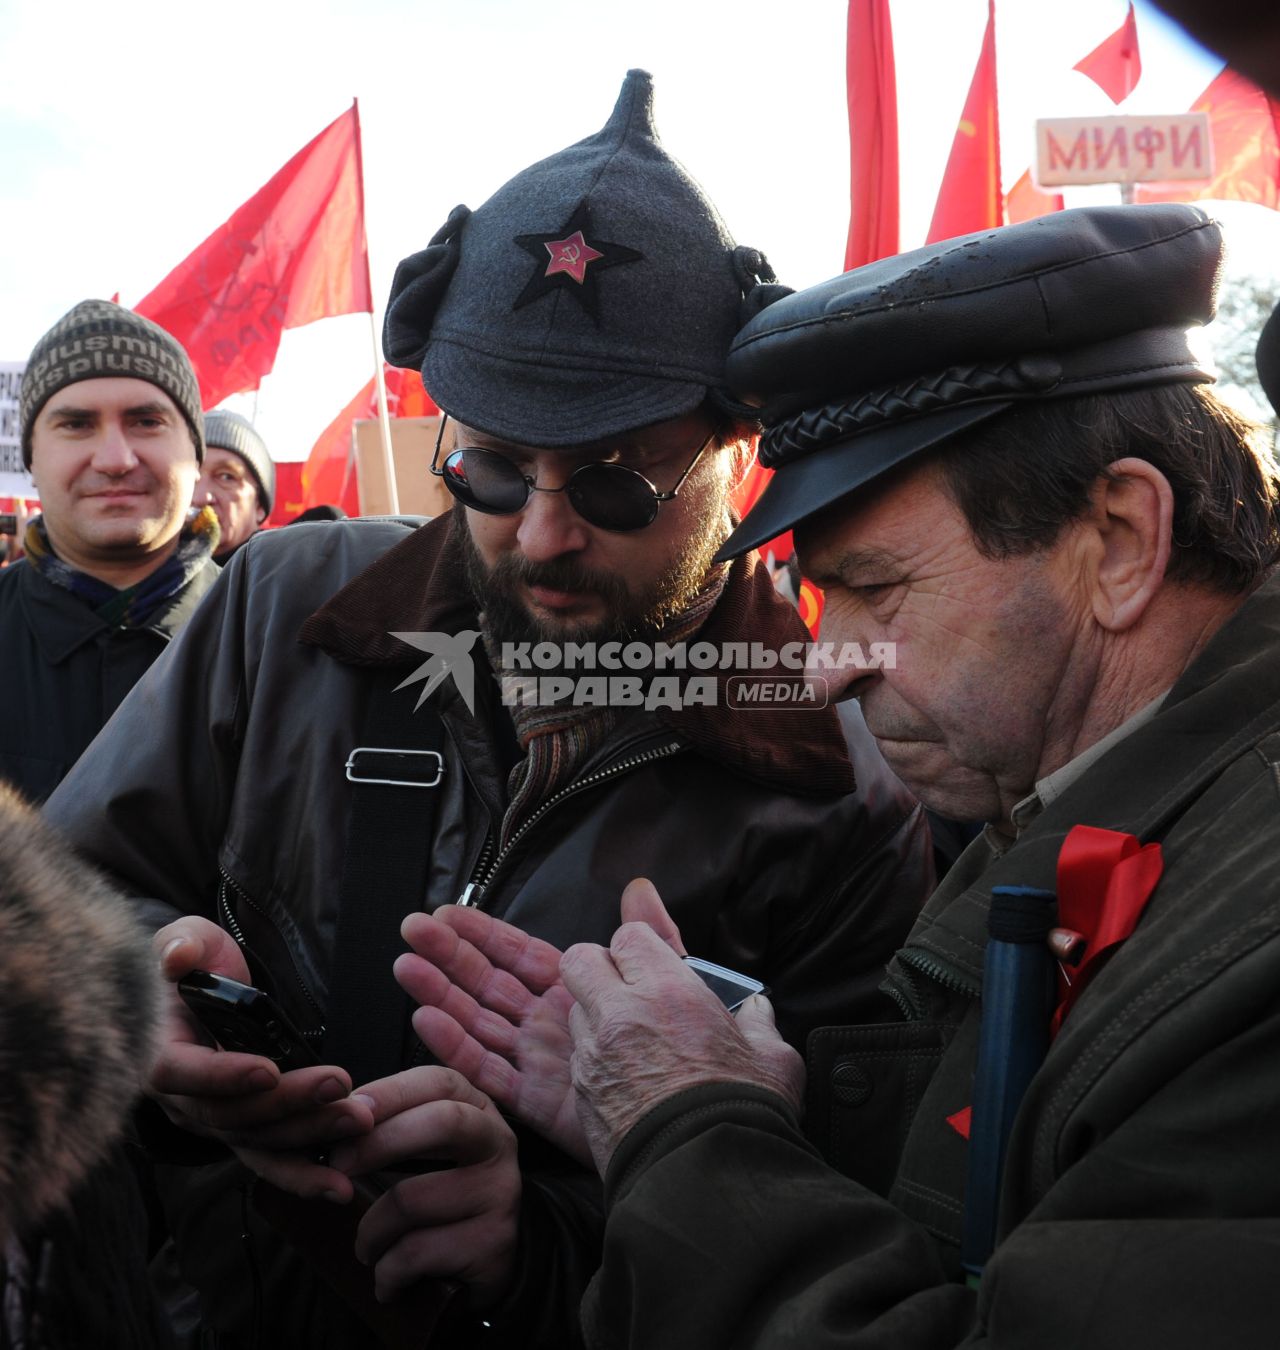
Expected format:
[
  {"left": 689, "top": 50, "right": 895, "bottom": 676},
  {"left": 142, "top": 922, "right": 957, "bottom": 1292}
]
[{"left": 0, "top": 782, "right": 161, "bottom": 1243}]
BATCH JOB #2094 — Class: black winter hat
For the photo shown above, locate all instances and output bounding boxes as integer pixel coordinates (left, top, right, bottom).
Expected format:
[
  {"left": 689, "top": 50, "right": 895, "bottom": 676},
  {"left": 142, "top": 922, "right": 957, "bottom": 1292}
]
[
  {"left": 718, "top": 203, "right": 1225, "bottom": 559},
  {"left": 20, "top": 299, "right": 204, "bottom": 467},
  {"left": 203, "top": 409, "right": 275, "bottom": 515},
  {"left": 382, "top": 69, "right": 787, "bottom": 447}
]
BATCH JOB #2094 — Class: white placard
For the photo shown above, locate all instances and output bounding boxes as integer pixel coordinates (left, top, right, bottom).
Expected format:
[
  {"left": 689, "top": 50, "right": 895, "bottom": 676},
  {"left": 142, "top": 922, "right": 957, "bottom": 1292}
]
[
  {"left": 1035, "top": 114, "right": 1213, "bottom": 187},
  {"left": 0, "top": 362, "right": 35, "bottom": 500}
]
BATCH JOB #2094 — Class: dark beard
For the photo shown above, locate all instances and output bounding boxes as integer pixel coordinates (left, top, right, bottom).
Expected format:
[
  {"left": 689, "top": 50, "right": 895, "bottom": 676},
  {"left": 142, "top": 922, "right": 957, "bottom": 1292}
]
[{"left": 456, "top": 490, "right": 730, "bottom": 664}]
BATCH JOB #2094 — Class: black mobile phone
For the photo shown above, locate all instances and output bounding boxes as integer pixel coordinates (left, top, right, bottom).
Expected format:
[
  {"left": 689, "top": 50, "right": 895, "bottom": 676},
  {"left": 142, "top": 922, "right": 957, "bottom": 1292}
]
[
  {"left": 684, "top": 956, "right": 768, "bottom": 1012},
  {"left": 0, "top": 514, "right": 17, "bottom": 535},
  {"left": 177, "top": 970, "right": 320, "bottom": 1072}
]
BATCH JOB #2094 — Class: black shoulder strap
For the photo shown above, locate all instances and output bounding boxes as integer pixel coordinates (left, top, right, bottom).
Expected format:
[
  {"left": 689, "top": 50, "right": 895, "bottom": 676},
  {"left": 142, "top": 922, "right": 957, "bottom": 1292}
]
[{"left": 324, "top": 676, "right": 446, "bottom": 1086}]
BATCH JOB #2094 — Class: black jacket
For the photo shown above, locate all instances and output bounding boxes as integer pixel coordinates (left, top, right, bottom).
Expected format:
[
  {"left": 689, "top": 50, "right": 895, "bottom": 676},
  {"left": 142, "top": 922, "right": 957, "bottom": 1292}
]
[
  {"left": 580, "top": 572, "right": 1280, "bottom": 1349},
  {"left": 0, "top": 556, "right": 218, "bottom": 803},
  {"left": 47, "top": 514, "right": 933, "bottom": 1348}
]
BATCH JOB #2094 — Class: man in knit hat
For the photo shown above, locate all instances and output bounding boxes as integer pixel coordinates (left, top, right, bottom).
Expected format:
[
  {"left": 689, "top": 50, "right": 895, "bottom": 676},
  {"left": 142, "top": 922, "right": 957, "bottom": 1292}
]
[
  {"left": 46, "top": 72, "right": 930, "bottom": 1348},
  {"left": 0, "top": 299, "right": 219, "bottom": 802},
  {"left": 196, "top": 409, "right": 275, "bottom": 562}
]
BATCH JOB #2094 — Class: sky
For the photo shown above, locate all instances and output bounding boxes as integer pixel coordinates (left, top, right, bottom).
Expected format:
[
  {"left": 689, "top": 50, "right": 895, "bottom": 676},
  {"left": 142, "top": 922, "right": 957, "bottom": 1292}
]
[{"left": 2, "top": 0, "right": 1277, "bottom": 474}]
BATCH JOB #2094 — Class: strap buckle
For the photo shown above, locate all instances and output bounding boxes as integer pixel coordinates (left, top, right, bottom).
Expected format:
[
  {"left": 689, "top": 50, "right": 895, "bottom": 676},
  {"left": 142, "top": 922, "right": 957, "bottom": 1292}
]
[{"left": 345, "top": 746, "right": 445, "bottom": 789}]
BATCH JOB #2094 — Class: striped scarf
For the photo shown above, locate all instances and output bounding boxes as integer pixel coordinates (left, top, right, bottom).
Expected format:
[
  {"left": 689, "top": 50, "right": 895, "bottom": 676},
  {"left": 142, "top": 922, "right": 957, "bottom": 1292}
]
[
  {"left": 489, "top": 567, "right": 728, "bottom": 847},
  {"left": 23, "top": 508, "right": 219, "bottom": 628}
]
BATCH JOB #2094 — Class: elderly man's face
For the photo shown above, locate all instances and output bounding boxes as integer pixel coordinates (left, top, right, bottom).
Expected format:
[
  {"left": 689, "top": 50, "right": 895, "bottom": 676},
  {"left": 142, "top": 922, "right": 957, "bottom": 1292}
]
[{"left": 796, "top": 461, "right": 1089, "bottom": 825}]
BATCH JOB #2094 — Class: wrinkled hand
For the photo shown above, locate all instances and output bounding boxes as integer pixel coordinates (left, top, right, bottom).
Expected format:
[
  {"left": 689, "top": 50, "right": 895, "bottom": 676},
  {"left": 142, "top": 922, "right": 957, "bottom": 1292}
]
[
  {"left": 561, "top": 921, "right": 805, "bottom": 1175},
  {"left": 396, "top": 878, "right": 686, "bottom": 1167},
  {"left": 149, "top": 915, "right": 373, "bottom": 1201},
  {"left": 328, "top": 1066, "right": 519, "bottom": 1307}
]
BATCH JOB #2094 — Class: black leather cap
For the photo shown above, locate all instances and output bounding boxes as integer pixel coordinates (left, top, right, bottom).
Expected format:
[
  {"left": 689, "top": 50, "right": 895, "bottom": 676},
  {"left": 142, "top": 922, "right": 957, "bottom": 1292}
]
[{"left": 718, "top": 204, "right": 1224, "bottom": 560}]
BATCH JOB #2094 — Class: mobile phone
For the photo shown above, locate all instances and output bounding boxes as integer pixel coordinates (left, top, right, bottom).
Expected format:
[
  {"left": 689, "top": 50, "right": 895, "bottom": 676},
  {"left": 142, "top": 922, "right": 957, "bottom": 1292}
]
[
  {"left": 177, "top": 970, "right": 320, "bottom": 1071},
  {"left": 0, "top": 514, "right": 17, "bottom": 535},
  {"left": 684, "top": 956, "right": 768, "bottom": 1012}
]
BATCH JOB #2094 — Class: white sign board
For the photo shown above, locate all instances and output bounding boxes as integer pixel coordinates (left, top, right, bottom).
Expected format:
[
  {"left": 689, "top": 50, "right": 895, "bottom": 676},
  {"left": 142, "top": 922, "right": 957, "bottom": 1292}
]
[
  {"left": 0, "top": 362, "right": 35, "bottom": 500},
  {"left": 1035, "top": 114, "right": 1213, "bottom": 187}
]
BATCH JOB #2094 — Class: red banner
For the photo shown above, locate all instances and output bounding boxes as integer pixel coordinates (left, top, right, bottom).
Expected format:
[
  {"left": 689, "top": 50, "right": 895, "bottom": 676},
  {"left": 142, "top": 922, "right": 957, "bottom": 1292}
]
[
  {"left": 136, "top": 103, "right": 372, "bottom": 410},
  {"left": 1073, "top": 2, "right": 1142, "bottom": 105},
  {"left": 927, "top": 0, "right": 1002, "bottom": 244},
  {"left": 1135, "top": 66, "right": 1280, "bottom": 210},
  {"left": 301, "top": 367, "right": 437, "bottom": 516},
  {"left": 845, "top": 0, "right": 900, "bottom": 269}
]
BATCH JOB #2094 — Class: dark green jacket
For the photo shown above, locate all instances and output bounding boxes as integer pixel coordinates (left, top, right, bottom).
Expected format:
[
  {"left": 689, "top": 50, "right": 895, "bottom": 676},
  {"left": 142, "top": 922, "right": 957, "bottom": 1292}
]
[
  {"left": 0, "top": 556, "right": 218, "bottom": 803},
  {"left": 585, "top": 573, "right": 1280, "bottom": 1348}
]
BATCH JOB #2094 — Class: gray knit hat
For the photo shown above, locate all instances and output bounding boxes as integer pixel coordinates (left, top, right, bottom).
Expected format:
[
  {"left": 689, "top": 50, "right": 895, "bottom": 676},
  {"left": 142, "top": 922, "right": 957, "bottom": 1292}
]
[
  {"left": 20, "top": 299, "right": 205, "bottom": 466},
  {"left": 203, "top": 409, "right": 275, "bottom": 514},
  {"left": 382, "top": 69, "right": 787, "bottom": 447}
]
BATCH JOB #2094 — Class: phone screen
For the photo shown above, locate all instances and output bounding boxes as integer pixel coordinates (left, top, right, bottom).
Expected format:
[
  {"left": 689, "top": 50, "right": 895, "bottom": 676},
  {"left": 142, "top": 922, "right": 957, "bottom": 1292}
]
[{"left": 684, "top": 956, "right": 768, "bottom": 1012}]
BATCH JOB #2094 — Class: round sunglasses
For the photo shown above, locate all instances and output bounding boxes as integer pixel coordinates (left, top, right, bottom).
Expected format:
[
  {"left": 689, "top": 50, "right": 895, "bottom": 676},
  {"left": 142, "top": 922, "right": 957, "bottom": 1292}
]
[{"left": 430, "top": 416, "right": 713, "bottom": 532}]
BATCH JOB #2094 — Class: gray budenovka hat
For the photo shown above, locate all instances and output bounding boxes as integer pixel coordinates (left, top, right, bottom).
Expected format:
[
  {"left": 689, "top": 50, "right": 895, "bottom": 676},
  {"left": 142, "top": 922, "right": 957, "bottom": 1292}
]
[
  {"left": 717, "top": 203, "right": 1225, "bottom": 560},
  {"left": 203, "top": 409, "right": 276, "bottom": 514},
  {"left": 382, "top": 69, "right": 788, "bottom": 446}
]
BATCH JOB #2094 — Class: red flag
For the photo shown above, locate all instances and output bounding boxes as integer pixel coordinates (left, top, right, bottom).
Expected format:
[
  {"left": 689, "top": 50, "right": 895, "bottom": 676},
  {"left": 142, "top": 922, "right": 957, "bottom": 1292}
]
[
  {"left": 1004, "top": 167, "right": 1064, "bottom": 224},
  {"left": 136, "top": 103, "right": 373, "bottom": 410},
  {"left": 1135, "top": 65, "right": 1280, "bottom": 210},
  {"left": 300, "top": 367, "right": 437, "bottom": 516},
  {"left": 1073, "top": 3, "right": 1142, "bottom": 105},
  {"left": 927, "top": 0, "right": 1001, "bottom": 244},
  {"left": 845, "top": 0, "right": 900, "bottom": 269}
]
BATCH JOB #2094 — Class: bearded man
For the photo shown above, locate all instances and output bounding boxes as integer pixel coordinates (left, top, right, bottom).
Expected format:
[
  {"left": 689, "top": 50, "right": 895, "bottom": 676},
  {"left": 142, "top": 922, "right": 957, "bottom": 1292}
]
[{"left": 45, "top": 71, "right": 930, "bottom": 1349}]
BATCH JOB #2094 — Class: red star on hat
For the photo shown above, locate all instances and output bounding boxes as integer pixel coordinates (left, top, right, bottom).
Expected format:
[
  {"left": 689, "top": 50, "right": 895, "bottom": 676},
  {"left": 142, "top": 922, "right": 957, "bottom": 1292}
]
[
  {"left": 513, "top": 202, "right": 643, "bottom": 321},
  {"left": 543, "top": 230, "right": 604, "bottom": 285}
]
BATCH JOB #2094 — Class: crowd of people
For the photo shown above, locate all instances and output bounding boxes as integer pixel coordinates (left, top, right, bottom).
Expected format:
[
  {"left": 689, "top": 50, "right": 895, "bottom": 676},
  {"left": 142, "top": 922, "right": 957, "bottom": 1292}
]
[{"left": 2, "top": 2, "right": 1280, "bottom": 1347}]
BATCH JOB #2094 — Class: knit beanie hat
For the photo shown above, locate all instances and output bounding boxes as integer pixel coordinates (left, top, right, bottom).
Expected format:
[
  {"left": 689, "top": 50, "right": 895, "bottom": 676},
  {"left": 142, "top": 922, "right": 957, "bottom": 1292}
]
[
  {"left": 203, "top": 409, "right": 275, "bottom": 514},
  {"left": 382, "top": 69, "right": 789, "bottom": 447},
  {"left": 20, "top": 299, "right": 205, "bottom": 467}
]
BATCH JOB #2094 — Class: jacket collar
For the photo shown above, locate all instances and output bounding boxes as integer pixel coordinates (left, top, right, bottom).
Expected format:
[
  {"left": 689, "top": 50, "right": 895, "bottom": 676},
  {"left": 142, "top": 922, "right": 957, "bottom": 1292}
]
[
  {"left": 891, "top": 572, "right": 1280, "bottom": 993},
  {"left": 14, "top": 557, "right": 218, "bottom": 665},
  {"left": 299, "top": 513, "right": 855, "bottom": 797}
]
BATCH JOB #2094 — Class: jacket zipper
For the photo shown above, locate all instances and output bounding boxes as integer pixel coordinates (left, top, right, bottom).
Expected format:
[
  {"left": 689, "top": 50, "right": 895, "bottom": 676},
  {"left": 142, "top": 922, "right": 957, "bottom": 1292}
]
[
  {"left": 884, "top": 946, "right": 982, "bottom": 1021},
  {"left": 457, "top": 738, "right": 684, "bottom": 909},
  {"left": 217, "top": 866, "right": 327, "bottom": 1041}
]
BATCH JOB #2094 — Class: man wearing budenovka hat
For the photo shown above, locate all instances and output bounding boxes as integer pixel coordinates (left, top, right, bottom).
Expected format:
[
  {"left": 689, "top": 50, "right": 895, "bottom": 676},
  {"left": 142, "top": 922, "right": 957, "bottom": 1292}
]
[
  {"left": 45, "top": 72, "right": 931, "bottom": 1347},
  {"left": 390, "top": 203, "right": 1280, "bottom": 1347}
]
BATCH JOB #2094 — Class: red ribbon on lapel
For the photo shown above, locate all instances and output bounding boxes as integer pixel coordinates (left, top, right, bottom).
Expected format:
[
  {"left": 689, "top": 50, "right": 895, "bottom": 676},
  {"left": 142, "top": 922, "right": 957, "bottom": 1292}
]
[{"left": 1052, "top": 824, "right": 1163, "bottom": 1034}]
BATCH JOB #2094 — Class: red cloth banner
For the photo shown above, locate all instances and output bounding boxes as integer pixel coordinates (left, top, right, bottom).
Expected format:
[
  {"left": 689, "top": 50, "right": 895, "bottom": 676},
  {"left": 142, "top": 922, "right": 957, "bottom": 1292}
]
[
  {"left": 136, "top": 103, "right": 373, "bottom": 410},
  {"left": 1073, "top": 2, "right": 1142, "bottom": 105},
  {"left": 844, "top": 0, "right": 901, "bottom": 269},
  {"left": 1135, "top": 65, "right": 1280, "bottom": 210},
  {"left": 1053, "top": 824, "right": 1164, "bottom": 1034},
  {"left": 1004, "top": 168, "right": 1063, "bottom": 224},
  {"left": 927, "top": 0, "right": 1002, "bottom": 244},
  {"left": 301, "top": 366, "right": 436, "bottom": 516}
]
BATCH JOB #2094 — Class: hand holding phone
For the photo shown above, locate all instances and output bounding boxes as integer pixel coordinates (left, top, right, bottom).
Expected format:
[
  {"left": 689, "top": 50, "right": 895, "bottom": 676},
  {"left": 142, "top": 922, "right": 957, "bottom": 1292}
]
[
  {"left": 177, "top": 969, "right": 319, "bottom": 1072},
  {"left": 684, "top": 956, "right": 768, "bottom": 1012}
]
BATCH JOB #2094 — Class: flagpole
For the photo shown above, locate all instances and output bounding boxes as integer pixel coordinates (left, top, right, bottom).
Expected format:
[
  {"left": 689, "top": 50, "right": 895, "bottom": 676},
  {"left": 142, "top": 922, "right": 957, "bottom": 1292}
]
[{"left": 353, "top": 97, "right": 400, "bottom": 514}]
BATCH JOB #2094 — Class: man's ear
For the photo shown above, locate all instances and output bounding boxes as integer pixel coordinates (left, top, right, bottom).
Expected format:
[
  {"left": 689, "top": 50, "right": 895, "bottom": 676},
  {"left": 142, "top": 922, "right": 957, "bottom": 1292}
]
[
  {"left": 256, "top": 506, "right": 268, "bottom": 527},
  {"left": 1083, "top": 457, "right": 1174, "bottom": 633}
]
